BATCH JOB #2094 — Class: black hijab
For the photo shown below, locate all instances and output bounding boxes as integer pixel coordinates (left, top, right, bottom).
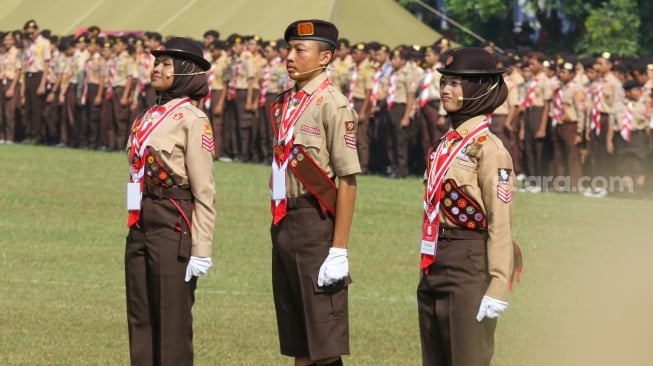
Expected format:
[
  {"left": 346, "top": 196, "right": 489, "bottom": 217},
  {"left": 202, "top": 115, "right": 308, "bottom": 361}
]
[
  {"left": 449, "top": 74, "right": 508, "bottom": 128},
  {"left": 155, "top": 57, "right": 208, "bottom": 105}
]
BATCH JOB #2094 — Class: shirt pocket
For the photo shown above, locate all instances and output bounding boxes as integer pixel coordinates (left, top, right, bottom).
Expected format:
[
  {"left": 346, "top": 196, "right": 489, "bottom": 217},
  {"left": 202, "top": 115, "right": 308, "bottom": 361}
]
[
  {"left": 446, "top": 163, "right": 477, "bottom": 189},
  {"left": 294, "top": 131, "right": 322, "bottom": 155}
]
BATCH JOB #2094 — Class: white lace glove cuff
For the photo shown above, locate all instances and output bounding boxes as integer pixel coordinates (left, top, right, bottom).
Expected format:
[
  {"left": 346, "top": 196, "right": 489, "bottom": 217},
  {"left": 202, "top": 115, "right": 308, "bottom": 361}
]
[
  {"left": 184, "top": 256, "right": 213, "bottom": 282},
  {"left": 317, "top": 247, "right": 348, "bottom": 287}
]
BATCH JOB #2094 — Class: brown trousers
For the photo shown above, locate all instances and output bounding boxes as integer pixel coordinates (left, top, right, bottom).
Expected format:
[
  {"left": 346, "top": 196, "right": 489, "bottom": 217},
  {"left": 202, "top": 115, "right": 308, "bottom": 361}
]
[
  {"left": 552, "top": 122, "right": 581, "bottom": 188},
  {"left": 271, "top": 196, "right": 350, "bottom": 361},
  {"left": 387, "top": 103, "right": 412, "bottom": 178},
  {"left": 80, "top": 84, "right": 102, "bottom": 149},
  {"left": 59, "top": 86, "right": 77, "bottom": 145},
  {"left": 100, "top": 86, "right": 129, "bottom": 150},
  {"left": 522, "top": 106, "right": 546, "bottom": 178},
  {"left": 418, "top": 236, "right": 496, "bottom": 366},
  {"left": 258, "top": 92, "right": 277, "bottom": 163},
  {"left": 23, "top": 72, "right": 46, "bottom": 143},
  {"left": 125, "top": 196, "right": 196, "bottom": 366},
  {"left": 0, "top": 80, "right": 19, "bottom": 142},
  {"left": 586, "top": 113, "right": 613, "bottom": 179},
  {"left": 353, "top": 97, "right": 370, "bottom": 172},
  {"left": 208, "top": 89, "right": 225, "bottom": 159}
]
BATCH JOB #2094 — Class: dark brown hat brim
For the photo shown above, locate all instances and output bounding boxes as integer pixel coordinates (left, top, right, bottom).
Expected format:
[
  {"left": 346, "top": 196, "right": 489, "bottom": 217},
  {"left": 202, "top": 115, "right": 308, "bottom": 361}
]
[
  {"left": 437, "top": 67, "right": 508, "bottom": 76},
  {"left": 150, "top": 49, "right": 211, "bottom": 71}
]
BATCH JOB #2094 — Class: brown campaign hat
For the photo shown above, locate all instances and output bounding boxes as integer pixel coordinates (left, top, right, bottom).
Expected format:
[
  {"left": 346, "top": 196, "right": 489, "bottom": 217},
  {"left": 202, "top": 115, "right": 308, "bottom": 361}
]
[
  {"left": 150, "top": 37, "right": 211, "bottom": 71},
  {"left": 284, "top": 19, "right": 338, "bottom": 49},
  {"left": 437, "top": 47, "right": 508, "bottom": 76}
]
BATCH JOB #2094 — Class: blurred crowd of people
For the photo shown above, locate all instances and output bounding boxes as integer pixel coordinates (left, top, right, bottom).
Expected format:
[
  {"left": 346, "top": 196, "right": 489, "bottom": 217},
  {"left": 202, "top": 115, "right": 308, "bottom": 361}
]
[{"left": 1, "top": 19, "right": 652, "bottom": 197}]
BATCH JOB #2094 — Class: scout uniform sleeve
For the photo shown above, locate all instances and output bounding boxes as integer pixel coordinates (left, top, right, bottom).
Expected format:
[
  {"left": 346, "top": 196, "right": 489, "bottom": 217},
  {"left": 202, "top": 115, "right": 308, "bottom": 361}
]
[
  {"left": 477, "top": 140, "right": 514, "bottom": 301},
  {"left": 184, "top": 106, "right": 217, "bottom": 257},
  {"left": 324, "top": 89, "right": 362, "bottom": 176}
]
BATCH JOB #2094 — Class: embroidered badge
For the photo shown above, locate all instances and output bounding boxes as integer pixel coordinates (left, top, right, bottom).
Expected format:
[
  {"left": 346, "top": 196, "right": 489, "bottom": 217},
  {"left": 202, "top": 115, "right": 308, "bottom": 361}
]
[
  {"left": 344, "top": 135, "right": 357, "bottom": 149},
  {"left": 172, "top": 112, "right": 184, "bottom": 120},
  {"left": 300, "top": 124, "right": 321, "bottom": 135},
  {"left": 498, "top": 168, "right": 511, "bottom": 183},
  {"left": 464, "top": 143, "right": 483, "bottom": 157},
  {"left": 440, "top": 179, "right": 487, "bottom": 230},
  {"left": 497, "top": 168, "right": 513, "bottom": 203},
  {"left": 202, "top": 134, "right": 214, "bottom": 152},
  {"left": 344, "top": 120, "right": 356, "bottom": 134},
  {"left": 476, "top": 135, "right": 487, "bottom": 143},
  {"left": 316, "top": 96, "right": 324, "bottom": 105}
]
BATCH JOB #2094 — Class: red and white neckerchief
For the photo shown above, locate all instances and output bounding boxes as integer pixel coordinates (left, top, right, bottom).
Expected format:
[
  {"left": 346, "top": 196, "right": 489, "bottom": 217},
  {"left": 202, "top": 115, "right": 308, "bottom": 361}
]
[
  {"left": 419, "top": 67, "right": 435, "bottom": 108},
  {"left": 259, "top": 64, "right": 271, "bottom": 107},
  {"left": 80, "top": 58, "right": 93, "bottom": 105},
  {"left": 127, "top": 97, "right": 191, "bottom": 227},
  {"left": 25, "top": 40, "right": 35, "bottom": 69},
  {"left": 590, "top": 83, "right": 603, "bottom": 135},
  {"left": 271, "top": 78, "right": 330, "bottom": 224},
  {"left": 621, "top": 102, "right": 633, "bottom": 142},
  {"left": 520, "top": 78, "right": 537, "bottom": 108},
  {"left": 105, "top": 59, "right": 116, "bottom": 100},
  {"left": 386, "top": 71, "right": 398, "bottom": 110},
  {"left": 346, "top": 65, "right": 359, "bottom": 107},
  {"left": 552, "top": 85, "right": 564, "bottom": 127},
  {"left": 370, "top": 62, "right": 391, "bottom": 109},
  {"left": 420, "top": 118, "right": 490, "bottom": 273},
  {"left": 203, "top": 63, "right": 215, "bottom": 110},
  {"left": 227, "top": 62, "right": 239, "bottom": 101}
]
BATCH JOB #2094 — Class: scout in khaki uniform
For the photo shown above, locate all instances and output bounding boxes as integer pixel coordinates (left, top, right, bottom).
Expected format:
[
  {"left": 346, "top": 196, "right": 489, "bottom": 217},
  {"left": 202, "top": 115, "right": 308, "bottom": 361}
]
[
  {"left": 0, "top": 31, "right": 23, "bottom": 143},
  {"left": 125, "top": 37, "right": 215, "bottom": 366},
  {"left": 270, "top": 19, "right": 360, "bottom": 366},
  {"left": 56, "top": 38, "right": 77, "bottom": 147},
  {"left": 103, "top": 36, "right": 135, "bottom": 150},
  {"left": 591, "top": 52, "right": 623, "bottom": 197},
  {"left": 519, "top": 54, "right": 552, "bottom": 191},
  {"left": 369, "top": 43, "right": 393, "bottom": 173},
  {"left": 224, "top": 34, "right": 257, "bottom": 161},
  {"left": 21, "top": 19, "right": 51, "bottom": 144},
  {"left": 258, "top": 39, "right": 287, "bottom": 164},
  {"left": 489, "top": 55, "right": 518, "bottom": 151},
  {"left": 205, "top": 40, "right": 229, "bottom": 160},
  {"left": 343, "top": 42, "right": 374, "bottom": 173},
  {"left": 418, "top": 44, "right": 448, "bottom": 159},
  {"left": 81, "top": 37, "right": 105, "bottom": 149},
  {"left": 609, "top": 80, "right": 651, "bottom": 194},
  {"left": 550, "top": 57, "right": 587, "bottom": 191},
  {"left": 418, "top": 47, "right": 516, "bottom": 366},
  {"left": 385, "top": 47, "right": 418, "bottom": 178}
]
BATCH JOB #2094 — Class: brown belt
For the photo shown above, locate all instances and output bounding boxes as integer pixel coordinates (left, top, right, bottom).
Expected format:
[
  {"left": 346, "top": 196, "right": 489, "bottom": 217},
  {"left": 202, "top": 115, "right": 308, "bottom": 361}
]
[
  {"left": 438, "top": 226, "right": 485, "bottom": 240},
  {"left": 143, "top": 184, "right": 192, "bottom": 200}
]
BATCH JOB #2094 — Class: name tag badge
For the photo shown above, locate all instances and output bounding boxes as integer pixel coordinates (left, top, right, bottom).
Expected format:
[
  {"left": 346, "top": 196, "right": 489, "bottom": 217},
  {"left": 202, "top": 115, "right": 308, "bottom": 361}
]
[
  {"left": 271, "top": 166, "right": 287, "bottom": 200},
  {"left": 126, "top": 182, "right": 142, "bottom": 211},
  {"left": 420, "top": 221, "right": 438, "bottom": 255}
]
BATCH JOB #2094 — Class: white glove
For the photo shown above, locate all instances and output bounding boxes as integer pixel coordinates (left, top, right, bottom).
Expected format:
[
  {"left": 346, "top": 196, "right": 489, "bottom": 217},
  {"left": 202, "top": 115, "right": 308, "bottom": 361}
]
[
  {"left": 184, "top": 256, "right": 213, "bottom": 282},
  {"left": 317, "top": 247, "right": 348, "bottom": 287},
  {"left": 476, "top": 295, "right": 509, "bottom": 322}
]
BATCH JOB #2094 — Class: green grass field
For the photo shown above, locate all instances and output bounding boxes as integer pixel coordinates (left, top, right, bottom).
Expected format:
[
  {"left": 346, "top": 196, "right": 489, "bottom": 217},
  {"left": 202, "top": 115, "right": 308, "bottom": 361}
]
[{"left": 1, "top": 144, "right": 652, "bottom": 365}]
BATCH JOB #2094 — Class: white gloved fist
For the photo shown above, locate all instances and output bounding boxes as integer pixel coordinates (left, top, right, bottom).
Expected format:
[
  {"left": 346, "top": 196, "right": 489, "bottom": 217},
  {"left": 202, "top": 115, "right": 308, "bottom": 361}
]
[
  {"left": 476, "top": 295, "right": 509, "bottom": 322},
  {"left": 184, "top": 256, "right": 213, "bottom": 282},
  {"left": 317, "top": 247, "right": 348, "bottom": 287}
]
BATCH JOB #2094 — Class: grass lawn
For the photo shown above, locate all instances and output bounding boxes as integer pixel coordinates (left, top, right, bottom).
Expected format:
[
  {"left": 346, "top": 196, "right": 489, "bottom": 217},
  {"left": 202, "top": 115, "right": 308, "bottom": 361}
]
[{"left": 1, "top": 144, "right": 652, "bottom": 365}]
